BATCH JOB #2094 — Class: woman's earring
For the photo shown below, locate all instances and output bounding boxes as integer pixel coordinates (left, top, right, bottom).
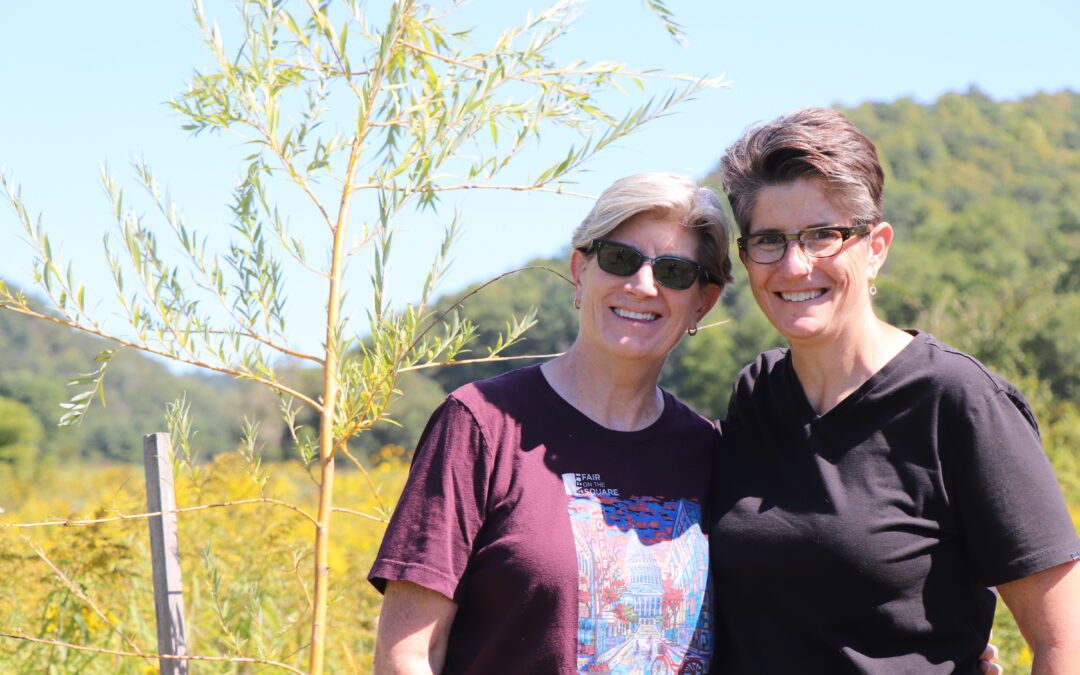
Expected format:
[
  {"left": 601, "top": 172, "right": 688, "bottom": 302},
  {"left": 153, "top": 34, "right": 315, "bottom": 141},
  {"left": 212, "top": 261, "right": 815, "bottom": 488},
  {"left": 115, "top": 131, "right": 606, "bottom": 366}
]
[
  {"left": 687, "top": 325, "right": 698, "bottom": 336},
  {"left": 869, "top": 284, "right": 878, "bottom": 296},
  {"left": 574, "top": 298, "right": 581, "bottom": 310}
]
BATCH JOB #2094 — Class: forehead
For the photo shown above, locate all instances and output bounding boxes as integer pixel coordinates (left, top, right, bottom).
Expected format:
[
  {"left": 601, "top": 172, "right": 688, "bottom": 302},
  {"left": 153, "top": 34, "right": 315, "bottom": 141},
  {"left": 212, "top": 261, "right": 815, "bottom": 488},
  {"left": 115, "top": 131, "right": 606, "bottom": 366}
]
[
  {"left": 608, "top": 210, "right": 699, "bottom": 255},
  {"left": 749, "top": 179, "right": 846, "bottom": 233}
]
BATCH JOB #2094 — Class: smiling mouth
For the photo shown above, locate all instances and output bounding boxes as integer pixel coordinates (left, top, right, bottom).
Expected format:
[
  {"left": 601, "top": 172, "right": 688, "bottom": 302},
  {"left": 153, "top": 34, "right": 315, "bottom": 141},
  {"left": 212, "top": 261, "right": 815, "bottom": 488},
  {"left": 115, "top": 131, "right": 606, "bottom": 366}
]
[
  {"left": 778, "top": 289, "right": 826, "bottom": 302},
  {"left": 612, "top": 307, "right": 659, "bottom": 321}
]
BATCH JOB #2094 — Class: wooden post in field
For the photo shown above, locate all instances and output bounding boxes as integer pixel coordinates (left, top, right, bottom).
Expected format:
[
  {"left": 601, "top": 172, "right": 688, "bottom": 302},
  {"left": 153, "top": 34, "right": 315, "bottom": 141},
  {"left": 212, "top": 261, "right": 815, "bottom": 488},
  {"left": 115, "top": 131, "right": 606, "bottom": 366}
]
[{"left": 144, "top": 432, "right": 189, "bottom": 675}]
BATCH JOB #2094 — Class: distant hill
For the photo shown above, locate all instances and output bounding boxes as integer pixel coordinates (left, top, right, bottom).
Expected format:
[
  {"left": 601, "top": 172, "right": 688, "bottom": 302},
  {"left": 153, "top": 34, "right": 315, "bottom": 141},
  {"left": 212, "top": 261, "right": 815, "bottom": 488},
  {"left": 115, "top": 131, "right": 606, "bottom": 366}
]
[{"left": 0, "top": 294, "right": 289, "bottom": 463}]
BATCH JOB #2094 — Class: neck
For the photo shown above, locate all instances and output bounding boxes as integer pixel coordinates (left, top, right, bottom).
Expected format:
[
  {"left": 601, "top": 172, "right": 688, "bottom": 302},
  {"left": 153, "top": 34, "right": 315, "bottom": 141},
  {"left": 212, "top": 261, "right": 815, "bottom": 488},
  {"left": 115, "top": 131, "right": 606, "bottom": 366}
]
[
  {"left": 788, "top": 317, "right": 913, "bottom": 415},
  {"left": 541, "top": 344, "right": 665, "bottom": 432}
]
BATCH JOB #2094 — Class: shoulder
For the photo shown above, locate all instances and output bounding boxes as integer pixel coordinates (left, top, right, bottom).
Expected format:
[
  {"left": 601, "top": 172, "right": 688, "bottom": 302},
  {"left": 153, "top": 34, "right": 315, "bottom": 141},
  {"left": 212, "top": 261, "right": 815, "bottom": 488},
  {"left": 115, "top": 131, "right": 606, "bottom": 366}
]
[
  {"left": 449, "top": 365, "right": 542, "bottom": 406},
  {"left": 443, "top": 364, "right": 547, "bottom": 429},
  {"left": 659, "top": 389, "right": 718, "bottom": 436},
  {"left": 411, "top": 369, "right": 543, "bottom": 467},
  {"left": 737, "top": 346, "right": 789, "bottom": 378},
  {"left": 722, "top": 347, "right": 794, "bottom": 426},
  {"left": 904, "top": 333, "right": 1028, "bottom": 401},
  {"left": 891, "top": 332, "right": 1038, "bottom": 430},
  {"left": 732, "top": 347, "right": 790, "bottom": 395}
]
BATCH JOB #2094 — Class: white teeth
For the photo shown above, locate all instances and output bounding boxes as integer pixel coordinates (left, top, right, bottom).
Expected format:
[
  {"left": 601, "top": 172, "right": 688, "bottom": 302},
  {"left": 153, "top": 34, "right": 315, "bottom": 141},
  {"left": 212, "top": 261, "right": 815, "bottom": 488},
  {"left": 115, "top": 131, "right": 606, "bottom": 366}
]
[
  {"left": 780, "top": 289, "right": 825, "bottom": 302},
  {"left": 613, "top": 308, "right": 659, "bottom": 321}
]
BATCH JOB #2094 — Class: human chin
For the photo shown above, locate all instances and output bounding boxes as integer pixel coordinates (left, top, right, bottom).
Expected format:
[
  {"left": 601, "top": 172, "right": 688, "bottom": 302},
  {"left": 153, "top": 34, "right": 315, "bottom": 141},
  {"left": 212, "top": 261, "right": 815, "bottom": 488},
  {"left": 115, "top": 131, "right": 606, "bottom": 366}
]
[
  {"left": 776, "top": 314, "right": 830, "bottom": 343},
  {"left": 601, "top": 321, "right": 680, "bottom": 362}
]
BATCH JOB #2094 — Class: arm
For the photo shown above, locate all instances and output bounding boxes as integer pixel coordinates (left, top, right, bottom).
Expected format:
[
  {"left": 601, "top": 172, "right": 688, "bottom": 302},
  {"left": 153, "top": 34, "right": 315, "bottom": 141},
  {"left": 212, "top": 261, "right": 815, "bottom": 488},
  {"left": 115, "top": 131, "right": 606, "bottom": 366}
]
[
  {"left": 369, "top": 397, "right": 488, "bottom": 673},
  {"left": 374, "top": 580, "right": 458, "bottom": 675},
  {"left": 997, "top": 560, "right": 1080, "bottom": 674}
]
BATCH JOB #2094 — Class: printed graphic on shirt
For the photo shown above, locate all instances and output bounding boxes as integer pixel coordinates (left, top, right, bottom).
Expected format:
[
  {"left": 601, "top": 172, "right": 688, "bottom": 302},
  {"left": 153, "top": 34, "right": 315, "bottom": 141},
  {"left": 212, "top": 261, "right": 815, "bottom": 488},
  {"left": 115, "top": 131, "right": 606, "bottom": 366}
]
[{"left": 563, "top": 473, "right": 713, "bottom": 675}]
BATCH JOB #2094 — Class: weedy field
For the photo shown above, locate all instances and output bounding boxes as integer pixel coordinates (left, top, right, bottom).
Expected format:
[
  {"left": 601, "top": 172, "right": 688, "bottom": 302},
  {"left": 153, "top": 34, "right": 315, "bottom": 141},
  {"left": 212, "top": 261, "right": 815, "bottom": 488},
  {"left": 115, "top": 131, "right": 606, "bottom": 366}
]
[
  {"left": 0, "top": 448, "right": 409, "bottom": 673},
  {"left": 1, "top": 450, "right": 1075, "bottom": 672}
]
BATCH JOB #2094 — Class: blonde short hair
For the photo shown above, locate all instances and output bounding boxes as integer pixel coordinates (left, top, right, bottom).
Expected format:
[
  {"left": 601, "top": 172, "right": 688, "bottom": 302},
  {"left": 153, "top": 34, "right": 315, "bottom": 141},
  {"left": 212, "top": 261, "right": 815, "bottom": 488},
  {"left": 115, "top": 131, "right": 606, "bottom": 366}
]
[{"left": 571, "top": 173, "right": 733, "bottom": 289}]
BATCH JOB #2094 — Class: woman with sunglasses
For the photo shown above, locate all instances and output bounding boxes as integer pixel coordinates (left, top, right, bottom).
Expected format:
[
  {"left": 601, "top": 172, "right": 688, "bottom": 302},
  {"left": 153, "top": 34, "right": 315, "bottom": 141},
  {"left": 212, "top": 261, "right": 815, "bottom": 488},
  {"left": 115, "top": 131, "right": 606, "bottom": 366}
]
[
  {"left": 369, "top": 173, "right": 730, "bottom": 673},
  {"left": 710, "top": 108, "right": 1080, "bottom": 673}
]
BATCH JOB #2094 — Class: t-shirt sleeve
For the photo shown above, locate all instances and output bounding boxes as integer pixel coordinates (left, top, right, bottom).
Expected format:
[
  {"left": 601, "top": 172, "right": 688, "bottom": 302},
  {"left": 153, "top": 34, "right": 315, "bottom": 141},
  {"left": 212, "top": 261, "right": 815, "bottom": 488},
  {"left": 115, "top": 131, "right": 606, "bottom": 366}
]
[
  {"left": 949, "top": 388, "right": 1080, "bottom": 587},
  {"left": 367, "top": 396, "right": 491, "bottom": 601}
]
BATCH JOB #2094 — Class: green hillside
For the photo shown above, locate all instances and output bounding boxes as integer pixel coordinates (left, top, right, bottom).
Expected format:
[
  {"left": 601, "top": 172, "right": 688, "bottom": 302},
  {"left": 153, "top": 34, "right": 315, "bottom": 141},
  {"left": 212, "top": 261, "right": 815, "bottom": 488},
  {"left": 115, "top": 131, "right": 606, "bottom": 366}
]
[{"left": 0, "top": 298, "right": 292, "bottom": 465}]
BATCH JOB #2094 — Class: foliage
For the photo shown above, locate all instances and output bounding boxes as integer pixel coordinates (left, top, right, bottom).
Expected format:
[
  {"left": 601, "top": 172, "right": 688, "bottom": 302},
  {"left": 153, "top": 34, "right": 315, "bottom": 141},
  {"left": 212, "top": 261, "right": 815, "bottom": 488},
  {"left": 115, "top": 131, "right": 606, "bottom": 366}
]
[
  {"left": 847, "top": 89, "right": 1080, "bottom": 402},
  {"left": 0, "top": 0, "right": 718, "bottom": 671},
  {"left": 0, "top": 454, "right": 409, "bottom": 673},
  {"left": 425, "top": 255, "right": 578, "bottom": 392},
  {"left": 0, "top": 303, "right": 265, "bottom": 464},
  {"left": 0, "top": 397, "right": 44, "bottom": 470}
]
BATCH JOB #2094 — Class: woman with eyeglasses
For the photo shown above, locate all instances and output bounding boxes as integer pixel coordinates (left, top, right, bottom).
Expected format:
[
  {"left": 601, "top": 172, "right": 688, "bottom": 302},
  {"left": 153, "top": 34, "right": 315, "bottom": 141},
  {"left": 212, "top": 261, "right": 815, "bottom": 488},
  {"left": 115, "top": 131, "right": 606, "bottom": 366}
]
[
  {"left": 709, "top": 107, "right": 1080, "bottom": 673},
  {"left": 369, "top": 173, "right": 730, "bottom": 673}
]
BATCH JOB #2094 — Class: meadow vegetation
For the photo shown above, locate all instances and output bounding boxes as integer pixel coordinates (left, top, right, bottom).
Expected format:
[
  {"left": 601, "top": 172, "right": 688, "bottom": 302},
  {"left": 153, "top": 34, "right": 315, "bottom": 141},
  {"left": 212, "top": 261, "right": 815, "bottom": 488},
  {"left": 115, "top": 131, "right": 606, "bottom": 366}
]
[{"left": 1, "top": 450, "right": 409, "bottom": 673}]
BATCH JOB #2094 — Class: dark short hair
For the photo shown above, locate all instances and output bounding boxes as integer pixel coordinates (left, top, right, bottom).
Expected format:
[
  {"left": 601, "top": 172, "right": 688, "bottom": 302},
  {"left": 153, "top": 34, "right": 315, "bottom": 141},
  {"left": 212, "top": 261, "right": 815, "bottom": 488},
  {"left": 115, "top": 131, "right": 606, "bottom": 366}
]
[
  {"left": 573, "top": 173, "right": 734, "bottom": 290},
  {"left": 720, "top": 108, "right": 885, "bottom": 235}
]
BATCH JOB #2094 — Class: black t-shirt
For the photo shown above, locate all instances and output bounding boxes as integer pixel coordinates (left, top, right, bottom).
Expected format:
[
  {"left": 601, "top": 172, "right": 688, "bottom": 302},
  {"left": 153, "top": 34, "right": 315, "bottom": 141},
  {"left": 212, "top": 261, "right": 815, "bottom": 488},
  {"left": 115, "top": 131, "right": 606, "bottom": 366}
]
[
  {"left": 709, "top": 331, "right": 1080, "bottom": 673},
  {"left": 370, "top": 364, "right": 717, "bottom": 674}
]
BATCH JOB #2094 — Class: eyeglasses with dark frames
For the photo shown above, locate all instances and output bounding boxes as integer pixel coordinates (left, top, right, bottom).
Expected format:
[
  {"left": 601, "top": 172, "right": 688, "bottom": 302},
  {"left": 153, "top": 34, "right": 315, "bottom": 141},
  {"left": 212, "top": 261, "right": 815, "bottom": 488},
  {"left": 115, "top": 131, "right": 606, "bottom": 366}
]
[
  {"left": 737, "top": 224, "right": 870, "bottom": 264},
  {"left": 588, "top": 239, "right": 707, "bottom": 290}
]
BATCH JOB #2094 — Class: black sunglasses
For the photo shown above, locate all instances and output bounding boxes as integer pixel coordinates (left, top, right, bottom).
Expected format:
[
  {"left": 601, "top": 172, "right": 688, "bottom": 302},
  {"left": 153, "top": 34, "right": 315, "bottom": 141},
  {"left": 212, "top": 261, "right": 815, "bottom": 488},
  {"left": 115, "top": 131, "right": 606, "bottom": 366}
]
[{"left": 589, "top": 239, "right": 706, "bottom": 290}]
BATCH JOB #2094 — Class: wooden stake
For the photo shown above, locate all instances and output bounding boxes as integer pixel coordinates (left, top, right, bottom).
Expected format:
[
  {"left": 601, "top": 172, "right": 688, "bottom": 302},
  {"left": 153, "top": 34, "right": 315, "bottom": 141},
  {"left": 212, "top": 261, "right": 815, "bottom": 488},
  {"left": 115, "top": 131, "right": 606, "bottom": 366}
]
[{"left": 144, "top": 432, "right": 189, "bottom": 675}]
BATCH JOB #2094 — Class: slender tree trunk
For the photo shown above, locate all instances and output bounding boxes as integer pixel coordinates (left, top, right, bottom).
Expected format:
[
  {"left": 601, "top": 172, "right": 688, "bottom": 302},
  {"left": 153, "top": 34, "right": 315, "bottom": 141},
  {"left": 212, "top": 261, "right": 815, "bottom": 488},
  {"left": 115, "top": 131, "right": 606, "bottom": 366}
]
[
  {"left": 309, "top": 390, "right": 338, "bottom": 674},
  {"left": 309, "top": 138, "right": 363, "bottom": 675},
  {"left": 309, "top": 287, "right": 340, "bottom": 675}
]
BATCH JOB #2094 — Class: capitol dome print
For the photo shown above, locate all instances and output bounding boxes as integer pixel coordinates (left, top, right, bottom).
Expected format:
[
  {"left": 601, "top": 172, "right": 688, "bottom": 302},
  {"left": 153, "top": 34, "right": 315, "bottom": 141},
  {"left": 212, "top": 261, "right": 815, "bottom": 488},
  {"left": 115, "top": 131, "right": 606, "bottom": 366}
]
[{"left": 625, "top": 535, "right": 662, "bottom": 593}]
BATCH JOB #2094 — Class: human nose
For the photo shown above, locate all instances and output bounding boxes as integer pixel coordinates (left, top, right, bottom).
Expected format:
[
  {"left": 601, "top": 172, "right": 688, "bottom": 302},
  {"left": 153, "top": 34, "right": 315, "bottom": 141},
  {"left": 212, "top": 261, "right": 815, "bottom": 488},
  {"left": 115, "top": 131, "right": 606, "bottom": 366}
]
[
  {"left": 624, "top": 260, "right": 661, "bottom": 297},
  {"left": 776, "top": 238, "right": 814, "bottom": 273}
]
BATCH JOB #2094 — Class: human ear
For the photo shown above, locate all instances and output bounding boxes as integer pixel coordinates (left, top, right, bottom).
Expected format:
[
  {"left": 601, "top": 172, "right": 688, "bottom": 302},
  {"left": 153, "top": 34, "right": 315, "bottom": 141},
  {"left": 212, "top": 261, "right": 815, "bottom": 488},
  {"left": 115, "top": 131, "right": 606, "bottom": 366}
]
[
  {"left": 868, "top": 221, "right": 894, "bottom": 278},
  {"left": 695, "top": 282, "right": 722, "bottom": 323},
  {"left": 570, "top": 249, "right": 588, "bottom": 303}
]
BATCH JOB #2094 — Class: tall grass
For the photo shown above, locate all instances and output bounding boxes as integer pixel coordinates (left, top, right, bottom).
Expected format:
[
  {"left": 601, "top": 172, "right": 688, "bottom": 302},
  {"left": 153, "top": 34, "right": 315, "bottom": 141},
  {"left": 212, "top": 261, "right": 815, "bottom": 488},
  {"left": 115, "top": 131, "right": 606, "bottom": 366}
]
[{"left": 0, "top": 451, "right": 408, "bottom": 673}]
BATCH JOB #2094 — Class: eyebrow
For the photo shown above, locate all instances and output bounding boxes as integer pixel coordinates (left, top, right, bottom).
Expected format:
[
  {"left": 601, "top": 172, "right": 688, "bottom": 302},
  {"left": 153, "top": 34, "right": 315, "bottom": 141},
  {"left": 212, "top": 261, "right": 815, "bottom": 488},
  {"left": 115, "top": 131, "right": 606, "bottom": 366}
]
[
  {"left": 749, "top": 222, "right": 836, "bottom": 235},
  {"left": 603, "top": 239, "right": 699, "bottom": 260}
]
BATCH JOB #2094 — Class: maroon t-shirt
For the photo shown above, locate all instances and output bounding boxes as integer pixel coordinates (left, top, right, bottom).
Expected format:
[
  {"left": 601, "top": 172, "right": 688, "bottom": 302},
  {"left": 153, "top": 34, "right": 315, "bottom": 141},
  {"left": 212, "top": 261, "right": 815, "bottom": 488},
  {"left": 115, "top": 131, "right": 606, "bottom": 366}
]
[{"left": 370, "top": 365, "right": 716, "bottom": 674}]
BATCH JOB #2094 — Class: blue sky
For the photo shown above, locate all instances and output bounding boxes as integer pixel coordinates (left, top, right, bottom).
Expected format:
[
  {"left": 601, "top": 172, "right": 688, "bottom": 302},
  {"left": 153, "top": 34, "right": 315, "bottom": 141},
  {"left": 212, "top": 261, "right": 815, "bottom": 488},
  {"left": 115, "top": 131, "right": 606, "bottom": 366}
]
[{"left": 2, "top": 0, "right": 1079, "bottom": 356}]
